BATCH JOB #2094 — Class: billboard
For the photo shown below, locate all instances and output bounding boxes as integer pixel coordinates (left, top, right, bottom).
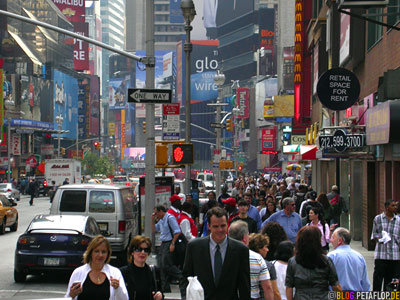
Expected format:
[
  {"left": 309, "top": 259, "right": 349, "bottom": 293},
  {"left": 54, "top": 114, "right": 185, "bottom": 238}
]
[
  {"left": 108, "top": 78, "right": 128, "bottom": 110},
  {"left": 20, "top": 75, "right": 54, "bottom": 123},
  {"left": 51, "top": 0, "right": 85, "bottom": 22},
  {"left": 89, "top": 75, "right": 100, "bottom": 136},
  {"left": 236, "top": 88, "right": 250, "bottom": 119},
  {"left": 73, "top": 22, "right": 89, "bottom": 71},
  {"left": 53, "top": 70, "right": 78, "bottom": 139},
  {"left": 190, "top": 41, "right": 219, "bottom": 103},
  {"left": 262, "top": 128, "right": 276, "bottom": 151},
  {"left": 78, "top": 83, "right": 87, "bottom": 139}
]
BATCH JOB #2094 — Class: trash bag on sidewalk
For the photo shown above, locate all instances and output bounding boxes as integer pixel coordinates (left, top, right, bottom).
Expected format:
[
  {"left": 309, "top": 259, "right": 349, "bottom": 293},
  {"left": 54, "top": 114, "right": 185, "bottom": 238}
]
[{"left": 186, "top": 276, "right": 204, "bottom": 300}]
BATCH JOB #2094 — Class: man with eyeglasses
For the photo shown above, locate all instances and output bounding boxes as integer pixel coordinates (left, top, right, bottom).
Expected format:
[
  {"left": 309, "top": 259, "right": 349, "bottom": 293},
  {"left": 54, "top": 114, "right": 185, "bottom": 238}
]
[{"left": 261, "top": 197, "right": 302, "bottom": 243}]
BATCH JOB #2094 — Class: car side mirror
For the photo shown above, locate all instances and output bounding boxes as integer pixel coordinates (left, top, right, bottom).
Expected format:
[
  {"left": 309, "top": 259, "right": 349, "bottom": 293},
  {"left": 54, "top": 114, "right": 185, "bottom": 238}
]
[
  {"left": 11, "top": 202, "right": 17, "bottom": 207},
  {"left": 101, "top": 230, "right": 112, "bottom": 237}
]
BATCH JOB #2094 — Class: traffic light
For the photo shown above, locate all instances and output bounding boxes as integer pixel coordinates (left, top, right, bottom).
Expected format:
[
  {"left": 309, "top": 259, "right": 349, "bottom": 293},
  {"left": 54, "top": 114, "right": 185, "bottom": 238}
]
[
  {"left": 60, "top": 147, "right": 66, "bottom": 156},
  {"left": 94, "top": 141, "right": 101, "bottom": 150},
  {"left": 142, "top": 121, "right": 146, "bottom": 134},
  {"left": 226, "top": 118, "right": 233, "bottom": 132},
  {"left": 172, "top": 143, "right": 194, "bottom": 164},
  {"left": 156, "top": 144, "right": 168, "bottom": 166}
]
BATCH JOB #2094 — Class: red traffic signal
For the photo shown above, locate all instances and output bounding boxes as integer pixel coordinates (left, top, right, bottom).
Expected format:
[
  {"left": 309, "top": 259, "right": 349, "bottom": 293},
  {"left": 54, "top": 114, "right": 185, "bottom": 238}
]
[
  {"left": 172, "top": 143, "right": 194, "bottom": 164},
  {"left": 238, "top": 166, "right": 243, "bottom": 171}
]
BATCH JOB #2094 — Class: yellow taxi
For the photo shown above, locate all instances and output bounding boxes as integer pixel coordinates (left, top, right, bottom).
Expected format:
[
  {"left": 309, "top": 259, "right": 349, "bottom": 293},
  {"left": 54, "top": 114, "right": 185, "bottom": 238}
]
[{"left": 0, "top": 194, "right": 18, "bottom": 234}]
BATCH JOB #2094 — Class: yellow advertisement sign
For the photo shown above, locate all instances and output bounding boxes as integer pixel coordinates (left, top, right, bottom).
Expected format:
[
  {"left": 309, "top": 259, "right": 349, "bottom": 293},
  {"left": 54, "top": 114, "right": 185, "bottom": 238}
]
[
  {"left": 108, "top": 122, "right": 115, "bottom": 135},
  {"left": 274, "top": 95, "right": 294, "bottom": 117}
]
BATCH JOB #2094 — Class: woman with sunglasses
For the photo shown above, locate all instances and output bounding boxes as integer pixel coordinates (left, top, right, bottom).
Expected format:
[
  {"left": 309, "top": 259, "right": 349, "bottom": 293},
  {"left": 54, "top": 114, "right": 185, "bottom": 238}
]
[{"left": 120, "top": 236, "right": 163, "bottom": 300}]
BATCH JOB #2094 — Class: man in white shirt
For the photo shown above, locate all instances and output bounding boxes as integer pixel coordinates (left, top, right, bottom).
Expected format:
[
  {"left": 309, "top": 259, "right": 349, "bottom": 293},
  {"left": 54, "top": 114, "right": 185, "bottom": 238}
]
[{"left": 228, "top": 220, "right": 273, "bottom": 300}]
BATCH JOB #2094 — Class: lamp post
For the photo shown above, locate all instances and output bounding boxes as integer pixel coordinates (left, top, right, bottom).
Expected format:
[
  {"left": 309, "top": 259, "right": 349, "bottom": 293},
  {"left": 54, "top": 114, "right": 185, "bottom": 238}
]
[
  {"left": 181, "top": 0, "right": 196, "bottom": 194},
  {"left": 56, "top": 115, "right": 63, "bottom": 157},
  {"left": 213, "top": 70, "right": 225, "bottom": 198}
]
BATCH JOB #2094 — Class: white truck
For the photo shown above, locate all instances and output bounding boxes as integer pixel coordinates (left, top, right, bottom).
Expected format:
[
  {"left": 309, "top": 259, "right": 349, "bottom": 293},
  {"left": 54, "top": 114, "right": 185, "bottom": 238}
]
[{"left": 45, "top": 159, "right": 82, "bottom": 186}]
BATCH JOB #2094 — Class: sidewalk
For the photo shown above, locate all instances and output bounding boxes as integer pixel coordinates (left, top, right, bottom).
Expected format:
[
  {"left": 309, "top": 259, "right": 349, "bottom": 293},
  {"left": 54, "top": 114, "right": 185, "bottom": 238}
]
[{"left": 151, "top": 240, "right": 375, "bottom": 300}]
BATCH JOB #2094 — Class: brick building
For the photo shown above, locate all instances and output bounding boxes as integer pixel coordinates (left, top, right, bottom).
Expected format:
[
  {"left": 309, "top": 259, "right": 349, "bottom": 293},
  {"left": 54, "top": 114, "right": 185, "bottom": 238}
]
[{"left": 308, "top": 0, "right": 400, "bottom": 249}]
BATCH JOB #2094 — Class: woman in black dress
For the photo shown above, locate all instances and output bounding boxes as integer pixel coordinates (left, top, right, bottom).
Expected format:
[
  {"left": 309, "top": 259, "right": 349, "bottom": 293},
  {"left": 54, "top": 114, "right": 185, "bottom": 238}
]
[{"left": 120, "top": 236, "right": 163, "bottom": 300}]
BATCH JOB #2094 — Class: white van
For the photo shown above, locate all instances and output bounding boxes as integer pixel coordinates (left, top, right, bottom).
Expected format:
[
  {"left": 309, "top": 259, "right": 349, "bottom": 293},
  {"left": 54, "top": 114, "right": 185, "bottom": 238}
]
[{"left": 49, "top": 184, "right": 139, "bottom": 264}]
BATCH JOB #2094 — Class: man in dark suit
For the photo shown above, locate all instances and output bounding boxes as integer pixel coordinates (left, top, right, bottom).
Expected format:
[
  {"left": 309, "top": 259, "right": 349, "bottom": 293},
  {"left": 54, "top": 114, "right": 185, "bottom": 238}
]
[{"left": 183, "top": 206, "right": 250, "bottom": 300}]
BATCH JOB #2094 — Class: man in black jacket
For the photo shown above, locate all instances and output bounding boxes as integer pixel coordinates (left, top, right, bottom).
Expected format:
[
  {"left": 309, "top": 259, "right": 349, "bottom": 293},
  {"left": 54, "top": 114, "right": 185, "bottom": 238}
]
[{"left": 183, "top": 206, "right": 250, "bottom": 300}]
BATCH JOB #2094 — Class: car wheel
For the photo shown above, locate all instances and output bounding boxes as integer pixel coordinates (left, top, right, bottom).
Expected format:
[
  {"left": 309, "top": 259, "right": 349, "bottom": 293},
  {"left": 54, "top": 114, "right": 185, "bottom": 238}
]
[
  {"left": 10, "top": 216, "right": 18, "bottom": 232},
  {"left": 14, "top": 269, "right": 26, "bottom": 283},
  {"left": 0, "top": 218, "right": 6, "bottom": 235}
]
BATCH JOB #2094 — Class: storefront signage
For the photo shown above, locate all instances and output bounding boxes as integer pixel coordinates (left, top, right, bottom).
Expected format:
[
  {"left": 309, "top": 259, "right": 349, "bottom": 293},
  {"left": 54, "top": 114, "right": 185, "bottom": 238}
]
[
  {"left": 318, "top": 129, "right": 365, "bottom": 152},
  {"left": 291, "top": 135, "right": 306, "bottom": 145},
  {"left": 366, "top": 100, "right": 400, "bottom": 145},
  {"left": 317, "top": 68, "right": 360, "bottom": 110},
  {"left": 236, "top": 88, "right": 249, "bottom": 119}
]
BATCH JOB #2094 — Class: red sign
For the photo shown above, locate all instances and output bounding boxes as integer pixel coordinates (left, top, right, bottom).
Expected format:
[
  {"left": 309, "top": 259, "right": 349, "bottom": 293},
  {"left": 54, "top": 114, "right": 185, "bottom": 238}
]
[
  {"left": 25, "top": 156, "right": 37, "bottom": 168},
  {"left": 73, "top": 22, "right": 89, "bottom": 71},
  {"left": 262, "top": 128, "right": 276, "bottom": 151},
  {"left": 51, "top": 0, "right": 85, "bottom": 23},
  {"left": 163, "top": 103, "right": 180, "bottom": 115},
  {"left": 264, "top": 167, "right": 282, "bottom": 172},
  {"left": 236, "top": 88, "right": 249, "bottom": 119}
]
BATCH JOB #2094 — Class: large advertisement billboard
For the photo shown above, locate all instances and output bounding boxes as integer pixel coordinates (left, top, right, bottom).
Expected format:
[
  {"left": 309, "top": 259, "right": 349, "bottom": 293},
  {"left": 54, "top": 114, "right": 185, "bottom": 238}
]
[
  {"left": 108, "top": 78, "right": 128, "bottom": 110},
  {"left": 53, "top": 70, "right": 78, "bottom": 139},
  {"left": 89, "top": 75, "right": 100, "bottom": 136},
  {"left": 190, "top": 41, "right": 219, "bottom": 103},
  {"left": 51, "top": 0, "right": 85, "bottom": 22},
  {"left": 20, "top": 75, "right": 54, "bottom": 123}
]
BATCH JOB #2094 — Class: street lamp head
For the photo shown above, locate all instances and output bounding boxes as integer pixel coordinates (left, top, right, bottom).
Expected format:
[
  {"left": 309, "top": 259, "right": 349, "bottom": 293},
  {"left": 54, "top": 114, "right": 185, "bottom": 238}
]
[
  {"left": 180, "top": 0, "right": 196, "bottom": 23},
  {"left": 214, "top": 70, "right": 225, "bottom": 87}
]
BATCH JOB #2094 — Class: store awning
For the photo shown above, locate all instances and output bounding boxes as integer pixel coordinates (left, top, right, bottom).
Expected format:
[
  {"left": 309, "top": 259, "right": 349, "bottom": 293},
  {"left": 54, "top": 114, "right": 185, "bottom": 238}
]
[
  {"left": 8, "top": 31, "right": 43, "bottom": 66},
  {"left": 283, "top": 145, "right": 300, "bottom": 154},
  {"left": 296, "top": 145, "right": 317, "bottom": 160}
]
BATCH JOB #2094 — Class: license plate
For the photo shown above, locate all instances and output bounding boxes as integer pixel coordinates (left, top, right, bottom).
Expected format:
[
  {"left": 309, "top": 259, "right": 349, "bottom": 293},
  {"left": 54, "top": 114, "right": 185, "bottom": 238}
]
[
  {"left": 98, "top": 223, "right": 108, "bottom": 231},
  {"left": 44, "top": 258, "right": 60, "bottom": 266}
]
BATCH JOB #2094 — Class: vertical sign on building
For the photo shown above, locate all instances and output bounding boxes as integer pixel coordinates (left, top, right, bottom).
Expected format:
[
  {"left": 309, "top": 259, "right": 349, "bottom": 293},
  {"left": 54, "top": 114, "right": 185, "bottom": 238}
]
[
  {"left": 236, "top": 88, "right": 250, "bottom": 119},
  {"left": 294, "top": 0, "right": 304, "bottom": 121},
  {"left": 78, "top": 84, "right": 86, "bottom": 139},
  {"left": 262, "top": 128, "right": 276, "bottom": 152}
]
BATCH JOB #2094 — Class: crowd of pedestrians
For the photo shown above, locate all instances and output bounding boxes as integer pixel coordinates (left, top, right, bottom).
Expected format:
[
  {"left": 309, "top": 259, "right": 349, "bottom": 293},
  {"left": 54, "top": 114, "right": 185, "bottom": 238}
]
[{"left": 64, "top": 172, "right": 398, "bottom": 300}]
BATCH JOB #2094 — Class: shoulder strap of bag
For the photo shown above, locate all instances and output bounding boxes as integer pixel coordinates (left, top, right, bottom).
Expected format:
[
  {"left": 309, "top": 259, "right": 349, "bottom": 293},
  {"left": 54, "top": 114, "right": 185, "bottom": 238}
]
[{"left": 166, "top": 215, "right": 175, "bottom": 241}]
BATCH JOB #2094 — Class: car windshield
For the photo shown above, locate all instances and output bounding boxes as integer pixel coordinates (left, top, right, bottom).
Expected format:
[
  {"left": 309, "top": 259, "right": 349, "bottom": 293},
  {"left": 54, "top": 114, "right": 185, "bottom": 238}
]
[
  {"left": 89, "top": 191, "right": 115, "bottom": 213},
  {"left": 0, "top": 184, "right": 7, "bottom": 189},
  {"left": 205, "top": 175, "right": 214, "bottom": 181}
]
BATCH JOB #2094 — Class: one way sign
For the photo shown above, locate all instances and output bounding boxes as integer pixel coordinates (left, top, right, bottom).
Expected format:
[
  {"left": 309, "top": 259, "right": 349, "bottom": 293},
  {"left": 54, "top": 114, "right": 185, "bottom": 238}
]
[{"left": 128, "top": 88, "right": 172, "bottom": 104}]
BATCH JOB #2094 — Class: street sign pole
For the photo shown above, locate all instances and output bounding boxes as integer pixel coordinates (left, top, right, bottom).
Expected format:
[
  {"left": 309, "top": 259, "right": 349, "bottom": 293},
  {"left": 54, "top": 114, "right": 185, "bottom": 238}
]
[{"left": 145, "top": 0, "right": 156, "bottom": 241}]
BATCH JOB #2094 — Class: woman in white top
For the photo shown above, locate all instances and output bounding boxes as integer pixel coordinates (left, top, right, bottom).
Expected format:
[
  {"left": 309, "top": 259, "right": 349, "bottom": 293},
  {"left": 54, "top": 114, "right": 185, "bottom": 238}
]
[
  {"left": 272, "top": 241, "right": 294, "bottom": 300},
  {"left": 307, "top": 207, "right": 331, "bottom": 253},
  {"left": 66, "top": 235, "right": 128, "bottom": 300}
]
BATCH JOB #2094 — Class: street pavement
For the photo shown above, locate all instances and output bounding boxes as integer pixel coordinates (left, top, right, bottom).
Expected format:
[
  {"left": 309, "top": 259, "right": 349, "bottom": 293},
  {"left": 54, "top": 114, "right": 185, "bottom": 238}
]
[{"left": 0, "top": 195, "right": 376, "bottom": 300}]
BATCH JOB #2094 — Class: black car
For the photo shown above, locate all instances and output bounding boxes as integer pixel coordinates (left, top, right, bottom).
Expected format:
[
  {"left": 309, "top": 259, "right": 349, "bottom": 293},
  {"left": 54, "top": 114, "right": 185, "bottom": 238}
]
[
  {"left": 34, "top": 177, "right": 48, "bottom": 197},
  {"left": 14, "top": 214, "right": 100, "bottom": 282}
]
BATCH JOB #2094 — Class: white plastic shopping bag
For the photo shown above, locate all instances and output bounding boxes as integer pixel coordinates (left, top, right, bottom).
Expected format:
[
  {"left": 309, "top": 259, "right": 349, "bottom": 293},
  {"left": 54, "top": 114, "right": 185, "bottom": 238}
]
[{"left": 186, "top": 276, "right": 204, "bottom": 300}]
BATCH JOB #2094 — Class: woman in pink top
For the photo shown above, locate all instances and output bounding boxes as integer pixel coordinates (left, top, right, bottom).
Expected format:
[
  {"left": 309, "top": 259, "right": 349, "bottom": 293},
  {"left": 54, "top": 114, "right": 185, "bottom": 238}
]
[{"left": 307, "top": 207, "right": 330, "bottom": 253}]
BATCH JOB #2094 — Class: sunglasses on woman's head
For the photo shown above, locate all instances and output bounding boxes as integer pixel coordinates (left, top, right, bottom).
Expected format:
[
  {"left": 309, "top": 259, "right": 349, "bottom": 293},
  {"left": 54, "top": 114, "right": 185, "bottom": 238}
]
[{"left": 134, "top": 247, "right": 151, "bottom": 254}]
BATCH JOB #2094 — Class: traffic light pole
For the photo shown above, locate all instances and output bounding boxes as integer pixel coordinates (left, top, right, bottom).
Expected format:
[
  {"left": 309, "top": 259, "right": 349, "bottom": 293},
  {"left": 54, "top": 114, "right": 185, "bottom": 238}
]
[{"left": 144, "top": 0, "right": 156, "bottom": 241}]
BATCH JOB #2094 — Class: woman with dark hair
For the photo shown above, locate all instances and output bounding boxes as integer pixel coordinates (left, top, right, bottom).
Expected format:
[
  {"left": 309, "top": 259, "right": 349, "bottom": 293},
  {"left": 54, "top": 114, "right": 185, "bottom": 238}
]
[
  {"left": 120, "top": 236, "right": 162, "bottom": 300},
  {"left": 273, "top": 241, "right": 294, "bottom": 300},
  {"left": 261, "top": 197, "right": 279, "bottom": 222},
  {"left": 261, "top": 222, "right": 288, "bottom": 261},
  {"left": 249, "top": 233, "right": 281, "bottom": 300},
  {"left": 307, "top": 207, "right": 330, "bottom": 253},
  {"left": 316, "top": 193, "right": 332, "bottom": 224},
  {"left": 66, "top": 235, "right": 128, "bottom": 300},
  {"left": 285, "top": 226, "right": 341, "bottom": 300}
]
